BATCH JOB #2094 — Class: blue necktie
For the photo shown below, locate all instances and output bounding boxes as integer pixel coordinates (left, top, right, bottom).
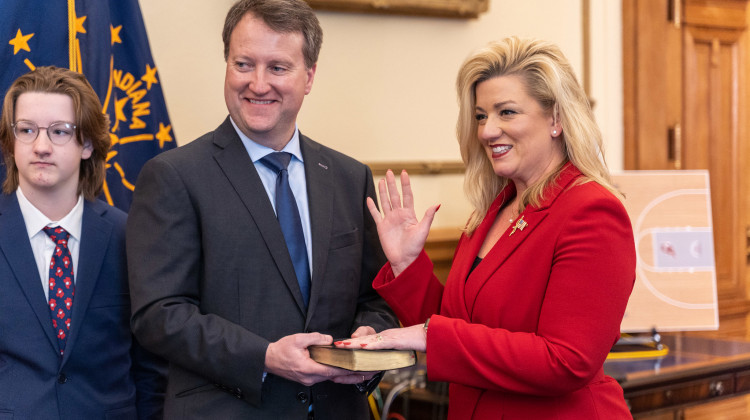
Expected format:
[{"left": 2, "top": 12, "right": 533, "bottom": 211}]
[
  {"left": 43, "top": 226, "right": 75, "bottom": 356},
  {"left": 260, "top": 152, "right": 311, "bottom": 308}
]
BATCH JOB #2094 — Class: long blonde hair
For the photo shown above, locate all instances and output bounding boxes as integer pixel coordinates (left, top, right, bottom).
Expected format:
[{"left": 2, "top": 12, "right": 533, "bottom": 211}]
[{"left": 456, "top": 37, "right": 619, "bottom": 234}]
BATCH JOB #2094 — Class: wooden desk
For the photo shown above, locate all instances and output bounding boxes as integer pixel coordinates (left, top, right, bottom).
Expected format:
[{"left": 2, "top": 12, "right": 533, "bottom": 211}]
[
  {"left": 605, "top": 335, "right": 750, "bottom": 417},
  {"left": 378, "top": 335, "right": 750, "bottom": 419}
]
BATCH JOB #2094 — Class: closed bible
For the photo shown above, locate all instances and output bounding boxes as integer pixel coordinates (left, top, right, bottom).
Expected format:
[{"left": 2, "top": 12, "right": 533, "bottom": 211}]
[{"left": 309, "top": 345, "right": 417, "bottom": 371}]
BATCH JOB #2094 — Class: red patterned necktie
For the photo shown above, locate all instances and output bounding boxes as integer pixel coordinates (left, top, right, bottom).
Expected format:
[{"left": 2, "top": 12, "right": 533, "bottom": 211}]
[{"left": 43, "top": 226, "right": 74, "bottom": 356}]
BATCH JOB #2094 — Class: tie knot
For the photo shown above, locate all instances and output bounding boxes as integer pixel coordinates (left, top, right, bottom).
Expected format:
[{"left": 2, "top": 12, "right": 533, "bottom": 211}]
[
  {"left": 260, "top": 152, "right": 292, "bottom": 174},
  {"left": 43, "top": 226, "right": 70, "bottom": 244}
]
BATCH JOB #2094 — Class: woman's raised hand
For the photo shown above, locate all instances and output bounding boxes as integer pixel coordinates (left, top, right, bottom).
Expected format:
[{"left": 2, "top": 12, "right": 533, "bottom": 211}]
[{"left": 366, "top": 170, "right": 439, "bottom": 276}]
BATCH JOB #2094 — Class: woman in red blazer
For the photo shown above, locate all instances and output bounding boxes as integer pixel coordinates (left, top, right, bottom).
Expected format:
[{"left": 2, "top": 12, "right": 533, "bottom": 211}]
[{"left": 337, "top": 37, "right": 636, "bottom": 419}]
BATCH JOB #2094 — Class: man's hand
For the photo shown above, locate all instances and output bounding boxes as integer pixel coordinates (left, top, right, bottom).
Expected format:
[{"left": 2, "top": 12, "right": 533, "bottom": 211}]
[
  {"left": 351, "top": 325, "right": 376, "bottom": 338},
  {"left": 265, "top": 333, "right": 376, "bottom": 386}
]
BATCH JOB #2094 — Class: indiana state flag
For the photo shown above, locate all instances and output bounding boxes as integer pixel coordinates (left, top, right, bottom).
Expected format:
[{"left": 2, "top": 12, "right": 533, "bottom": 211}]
[{"left": 1, "top": 0, "right": 176, "bottom": 212}]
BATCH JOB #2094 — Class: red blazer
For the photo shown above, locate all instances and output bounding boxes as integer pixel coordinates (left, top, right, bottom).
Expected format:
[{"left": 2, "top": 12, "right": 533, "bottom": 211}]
[{"left": 374, "top": 164, "right": 635, "bottom": 420}]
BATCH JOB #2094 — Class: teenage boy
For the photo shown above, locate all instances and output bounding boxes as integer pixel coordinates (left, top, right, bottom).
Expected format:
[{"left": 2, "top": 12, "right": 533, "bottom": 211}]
[{"left": 0, "top": 66, "right": 165, "bottom": 419}]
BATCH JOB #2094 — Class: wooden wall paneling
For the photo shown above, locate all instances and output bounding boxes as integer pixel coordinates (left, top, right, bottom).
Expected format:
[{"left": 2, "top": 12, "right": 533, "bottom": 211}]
[
  {"left": 741, "top": 5, "right": 750, "bottom": 312},
  {"left": 684, "top": 0, "right": 748, "bottom": 29},
  {"left": 623, "top": 0, "right": 750, "bottom": 339},
  {"left": 624, "top": 0, "right": 683, "bottom": 170},
  {"left": 622, "top": 0, "right": 636, "bottom": 169},
  {"left": 424, "top": 228, "right": 462, "bottom": 284},
  {"left": 682, "top": 26, "right": 746, "bottom": 308}
]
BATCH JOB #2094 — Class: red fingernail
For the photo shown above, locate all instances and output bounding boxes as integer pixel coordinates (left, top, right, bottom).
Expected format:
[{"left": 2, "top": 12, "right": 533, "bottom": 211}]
[
  {"left": 436, "top": 204, "right": 441, "bottom": 211},
  {"left": 334, "top": 341, "right": 342, "bottom": 345},
  {"left": 360, "top": 344, "right": 368, "bottom": 348},
  {"left": 342, "top": 342, "right": 351, "bottom": 345}
]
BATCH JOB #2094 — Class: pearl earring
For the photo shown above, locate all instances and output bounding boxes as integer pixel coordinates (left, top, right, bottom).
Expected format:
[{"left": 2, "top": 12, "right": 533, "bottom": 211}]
[{"left": 552, "top": 130, "right": 557, "bottom": 135}]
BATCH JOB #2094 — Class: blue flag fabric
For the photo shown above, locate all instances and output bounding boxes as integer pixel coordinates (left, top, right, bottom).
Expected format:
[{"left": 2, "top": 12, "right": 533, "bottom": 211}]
[{"left": 1, "top": 0, "right": 176, "bottom": 212}]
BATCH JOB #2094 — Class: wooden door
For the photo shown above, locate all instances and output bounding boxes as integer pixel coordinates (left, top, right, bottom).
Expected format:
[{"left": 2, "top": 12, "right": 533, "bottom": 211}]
[{"left": 623, "top": 0, "right": 750, "bottom": 338}]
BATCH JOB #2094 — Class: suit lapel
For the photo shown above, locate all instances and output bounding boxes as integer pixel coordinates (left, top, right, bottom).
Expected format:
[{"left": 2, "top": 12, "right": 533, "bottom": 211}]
[
  {"left": 464, "top": 206, "right": 551, "bottom": 317},
  {"left": 463, "top": 164, "right": 582, "bottom": 318},
  {"left": 457, "top": 189, "right": 513, "bottom": 318},
  {"left": 212, "top": 119, "right": 308, "bottom": 314},
  {"left": 0, "top": 194, "right": 58, "bottom": 352},
  {"left": 62, "top": 200, "right": 112, "bottom": 365},
  {"left": 299, "top": 134, "right": 333, "bottom": 324}
]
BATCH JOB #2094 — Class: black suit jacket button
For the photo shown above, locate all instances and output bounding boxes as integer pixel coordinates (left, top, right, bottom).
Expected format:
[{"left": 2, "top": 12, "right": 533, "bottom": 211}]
[
  {"left": 296, "top": 392, "right": 309, "bottom": 404},
  {"left": 57, "top": 373, "right": 67, "bottom": 384}
]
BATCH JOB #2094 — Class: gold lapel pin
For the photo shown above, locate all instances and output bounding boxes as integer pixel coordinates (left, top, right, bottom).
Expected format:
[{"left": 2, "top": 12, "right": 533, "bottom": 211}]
[{"left": 509, "top": 215, "right": 528, "bottom": 237}]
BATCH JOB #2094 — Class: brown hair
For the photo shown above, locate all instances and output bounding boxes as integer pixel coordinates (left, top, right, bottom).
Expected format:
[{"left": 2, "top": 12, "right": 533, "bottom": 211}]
[
  {"left": 0, "top": 66, "right": 110, "bottom": 200},
  {"left": 222, "top": 0, "right": 323, "bottom": 68}
]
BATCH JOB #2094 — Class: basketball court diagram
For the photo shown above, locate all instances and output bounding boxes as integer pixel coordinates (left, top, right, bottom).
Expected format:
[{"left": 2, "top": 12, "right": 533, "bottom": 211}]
[{"left": 612, "top": 171, "right": 719, "bottom": 332}]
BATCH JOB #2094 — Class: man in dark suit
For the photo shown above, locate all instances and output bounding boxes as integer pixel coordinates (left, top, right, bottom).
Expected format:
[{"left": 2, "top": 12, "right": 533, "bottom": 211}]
[
  {"left": 126, "top": 0, "right": 398, "bottom": 418},
  {"left": 0, "top": 66, "right": 166, "bottom": 419}
]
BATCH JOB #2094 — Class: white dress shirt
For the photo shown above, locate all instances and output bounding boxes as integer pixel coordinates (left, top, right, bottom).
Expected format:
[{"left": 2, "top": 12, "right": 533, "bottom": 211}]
[
  {"left": 17, "top": 187, "right": 84, "bottom": 302},
  {"left": 230, "top": 117, "right": 313, "bottom": 276}
]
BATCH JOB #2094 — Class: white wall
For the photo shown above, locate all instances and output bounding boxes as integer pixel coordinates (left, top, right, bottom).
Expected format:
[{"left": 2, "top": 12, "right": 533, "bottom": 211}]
[
  {"left": 589, "top": 0, "right": 623, "bottom": 173},
  {"left": 140, "top": 0, "right": 622, "bottom": 228}
]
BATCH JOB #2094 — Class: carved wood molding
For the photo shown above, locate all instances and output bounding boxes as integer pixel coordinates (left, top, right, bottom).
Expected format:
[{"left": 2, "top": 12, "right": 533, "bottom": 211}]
[
  {"left": 306, "top": 0, "right": 489, "bottom": 18},
  {"left": 717, "top": 297, "right": 750, "bottom": 318},
  {"left": 365, "top": 160, "right": 465, "bottom": 176},
  {"left": 425, "top": 227, "right": 462, "bottom": 284}
]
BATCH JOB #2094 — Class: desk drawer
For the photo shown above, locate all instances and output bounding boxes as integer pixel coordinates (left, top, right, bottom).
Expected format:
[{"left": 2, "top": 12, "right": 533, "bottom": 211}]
[
  {"left": 735, "top": 370, "right": 750, "bottom": 393},
  {"left": 626, "top": 374, "right": 734, "bottom": 413}
]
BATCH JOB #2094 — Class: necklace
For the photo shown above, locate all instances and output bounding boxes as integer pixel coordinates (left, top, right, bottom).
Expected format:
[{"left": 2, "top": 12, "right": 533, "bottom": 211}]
[
  {"left": 506, "top": 208, "right": 518, "bottom": 223},
  {"left": 507, "top": 204, "right": 521, "bottom": 223},
  {"left": 503, "top": 198, "right": 520, "bottom": 223}
]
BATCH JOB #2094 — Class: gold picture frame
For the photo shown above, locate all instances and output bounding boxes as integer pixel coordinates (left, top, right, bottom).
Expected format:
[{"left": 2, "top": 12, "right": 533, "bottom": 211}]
[
  {"left": 365, "top": 160, "right": 465, "bottom": 176},
  {"left": 306, "top": 0, "right": 489, "bottom": 19}
]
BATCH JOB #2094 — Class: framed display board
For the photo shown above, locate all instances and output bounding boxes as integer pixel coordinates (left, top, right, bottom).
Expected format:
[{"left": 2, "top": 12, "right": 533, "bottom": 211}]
[
  {"left": 613, "top": 171, "right": 719, "bottom": 332},
  {"left": 305, "top": 0, "right": 488, "bottom": 18}
]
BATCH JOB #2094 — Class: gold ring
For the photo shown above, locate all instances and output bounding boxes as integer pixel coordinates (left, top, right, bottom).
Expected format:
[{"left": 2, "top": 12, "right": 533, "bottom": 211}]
[{"left": 376, "top": 334, "right": 383, "bottom": 342}]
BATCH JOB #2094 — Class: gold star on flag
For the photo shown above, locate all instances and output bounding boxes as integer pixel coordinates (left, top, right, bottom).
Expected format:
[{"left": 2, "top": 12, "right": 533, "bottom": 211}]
[
  {"left": 111, "top": 25, "right": 122, "bottom": 46},
  {"left": 9, "top": 29, "right": 34, "bottom": 55},
  {"left": 112, "top": 96, "right": 129, "bottom": 131},
  {"left": 75, "top": 15, "right": 87, "bottom": 34},
  {"left": 141, "top": 64, "right": 159, "bottom": 90},
  {"left": 109, "top": 133, "right": 120, "bottom": 147},
  {"left": 156, "top": 123, "right": 173, "bottom": 148}
]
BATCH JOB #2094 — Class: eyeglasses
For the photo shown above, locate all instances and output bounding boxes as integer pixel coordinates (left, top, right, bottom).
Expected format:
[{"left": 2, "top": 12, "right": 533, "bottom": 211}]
[{"left": 12, "top": 120, "right": 77, "bottom": 145}]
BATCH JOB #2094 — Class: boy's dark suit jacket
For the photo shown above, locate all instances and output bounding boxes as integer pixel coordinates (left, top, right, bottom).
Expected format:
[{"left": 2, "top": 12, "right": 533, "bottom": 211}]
[
  {"left": 127, "top": 117, "right": 397, "bottom": 419},
  {"left": 0, "top": 194, "right": 166, "bottom": 419}
]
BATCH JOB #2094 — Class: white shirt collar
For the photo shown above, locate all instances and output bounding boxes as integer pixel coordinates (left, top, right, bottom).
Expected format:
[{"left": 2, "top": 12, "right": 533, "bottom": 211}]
[
  {"left": 16, "top": 187, "right": 85, "bottom": 241},
  {"left": 229, "top": 117, "right": 304, "bottom": 164}
]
